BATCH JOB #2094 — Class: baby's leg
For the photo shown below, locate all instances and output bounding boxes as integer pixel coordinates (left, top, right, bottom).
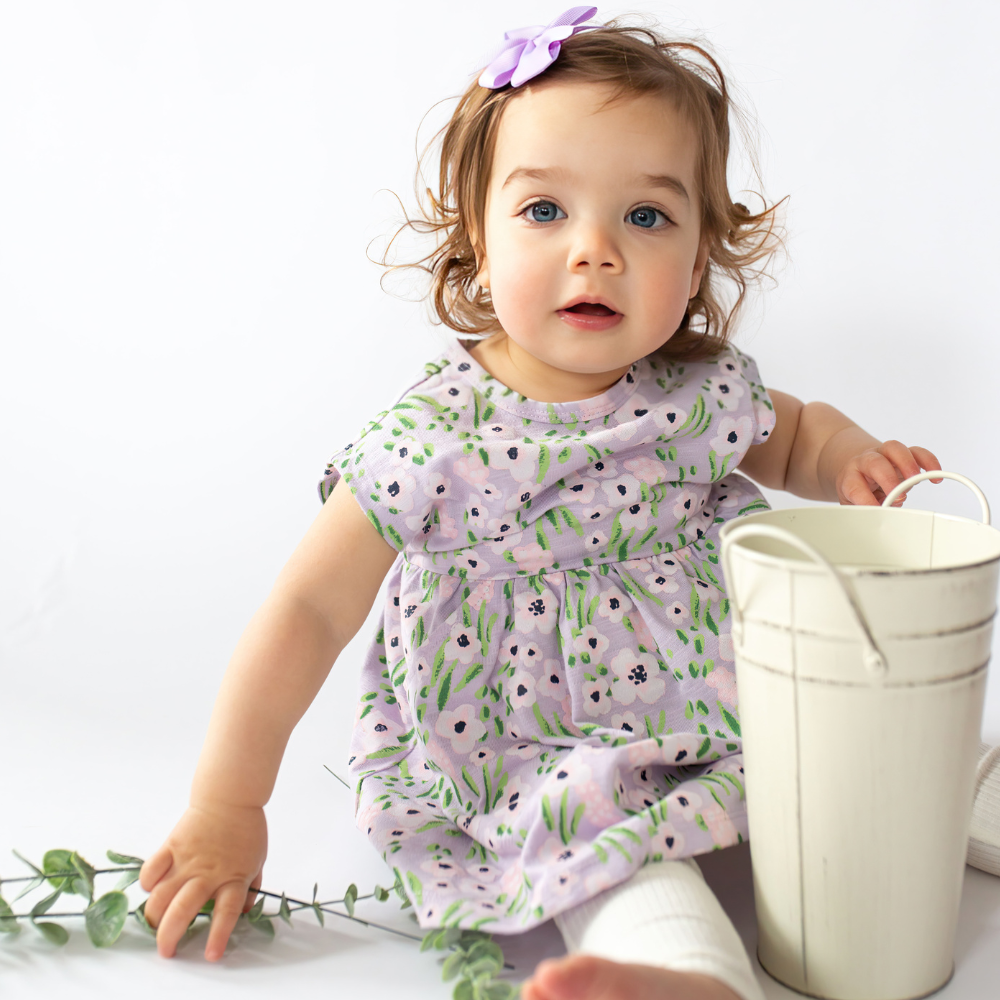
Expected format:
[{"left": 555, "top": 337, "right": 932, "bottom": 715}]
[
  {"left": 521, "top": 858, "right": 763, "bottom": 1000},
  {"left": 968, "top": 742, "right": 1000, "bottom": 876}
]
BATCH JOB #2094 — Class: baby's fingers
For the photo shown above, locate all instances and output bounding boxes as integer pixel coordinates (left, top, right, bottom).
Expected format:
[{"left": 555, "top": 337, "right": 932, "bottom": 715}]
[
  {"left": 909, "top": 445, "right": 943, "bottom": 483},
  {"left": 139, "top": 846, "right": 173, "bottom": 893},
  {"left": 154, "top": 877, "right": 214, "bottom": 958},
  {"left": 206, "top": 882, "right": 250, "bottom": 962}
]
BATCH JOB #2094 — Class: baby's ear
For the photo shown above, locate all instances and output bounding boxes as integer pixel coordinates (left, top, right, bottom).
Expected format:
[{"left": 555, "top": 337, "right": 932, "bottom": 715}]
[
  {"left": 689, "top": 239, "right": 710, "bottom": 298},
  {"left": 475, "top": 252, "right": 491, "bottom": 290}
]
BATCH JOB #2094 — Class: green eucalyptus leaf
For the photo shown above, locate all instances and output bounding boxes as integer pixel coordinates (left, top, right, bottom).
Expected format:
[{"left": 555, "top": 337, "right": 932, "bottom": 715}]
[
  {"left": 312, "top": 882, "right": 318, "bottom": 904},
  {"left": 250, "top": 915, "right": 274, "bottom": 938},
  {"left": 114, "top": 870, "right": 140, "bottom": 892},
  {"left": 483, "top": 983, "right": 515, "bottom": 1000},
  {"left": 200, "top": 898, "right": 215, "bottom": 915},
  {"left": 466, "top": 957, "right": 502, "bottom": 979},
  {"left": 420, "top": 928, "right": 438, "bottom": 952},
  {"left": 0, "top": 896, "right": 21, "bottom": 935},
  {"left": 247, "top": 895, "right": 265, "bottom": 922},
  {"left": 441, "top": 927, "right": 463, "bottom": 950},
  {"left": 452, "top": 980, "right": 474, "bottom": 1000},
  {"left": 373, "top": 884, "right": 390, "bottom": 902},
  {"left": 12, "top": 875, "right": 44, "bottom": 903},
  {"left": 71, "top": 852, "right": 96, "bottom": 902},
  {"left": 106, "top": 851, "right": 145, "bottom": 866},
  {"left": 133, "top": 900, "right": 157, "bottom": 938},
  {"left": 85, "top": 891, "right": 129, "bottom": 947},
  {"left": 441, "top": 950, "right": 465, "bottom": 981},
  {"left": 278, "top": 893, "right": 292, "bottom": 926},
  {"left": 12, "top": 850, "right": 43, "bottom": 875},
  {"left": 33, "top": 920, "right": 70, "bottom": 946},
  {"left": 312, "top": 902, "right": 324, "bottom": 927},
  {"left": 343, "top": 883, "right": 357, "bottom": 918},
  {"left": 42, "top": 850, "right": 78, "bottom": 893},
  {"left": 30, "top": 886, "right": 63, "bottom": 918}
]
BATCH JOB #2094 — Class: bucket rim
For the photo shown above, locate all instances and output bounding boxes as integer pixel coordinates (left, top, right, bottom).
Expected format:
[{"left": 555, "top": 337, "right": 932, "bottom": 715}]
[{"left": 719, "top": 506, "right": 1000, "bottom": 577}]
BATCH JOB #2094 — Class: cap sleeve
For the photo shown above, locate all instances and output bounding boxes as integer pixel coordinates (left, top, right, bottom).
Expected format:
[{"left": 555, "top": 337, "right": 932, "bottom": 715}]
[
  {"left": 730, "top": 346, "right": 775, "bottom": 445},
  {"left": 318, "top": 401, "right": 440, "bottom": 552}
]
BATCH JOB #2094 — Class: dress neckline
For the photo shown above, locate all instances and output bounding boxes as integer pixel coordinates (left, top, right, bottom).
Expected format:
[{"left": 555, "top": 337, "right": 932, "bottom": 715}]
[{"left": 446, "top": 339, "right": 643, "bottom": 423}]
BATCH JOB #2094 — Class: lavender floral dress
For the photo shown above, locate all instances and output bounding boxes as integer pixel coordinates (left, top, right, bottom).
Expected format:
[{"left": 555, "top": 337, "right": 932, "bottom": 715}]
[{"left": 318, "top": 339, "right": 775, "bottom": 933}]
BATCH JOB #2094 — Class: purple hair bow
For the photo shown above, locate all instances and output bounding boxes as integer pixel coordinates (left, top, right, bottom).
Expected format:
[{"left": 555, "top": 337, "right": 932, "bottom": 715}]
[{"left": 478, "top": 6, "right": 599, "bottom": 89}]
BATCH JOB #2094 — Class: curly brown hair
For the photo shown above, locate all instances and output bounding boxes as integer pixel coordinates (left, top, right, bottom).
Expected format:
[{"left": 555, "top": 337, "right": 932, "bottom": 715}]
[{"left": 385, "top": 18, "right": 784, "bottom": 362}]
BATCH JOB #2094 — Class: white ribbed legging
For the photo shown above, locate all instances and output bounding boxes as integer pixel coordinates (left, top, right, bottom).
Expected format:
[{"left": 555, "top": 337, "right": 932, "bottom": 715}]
[{"left": 552, "top": 742, "right": 1000, "bottom": 1000}]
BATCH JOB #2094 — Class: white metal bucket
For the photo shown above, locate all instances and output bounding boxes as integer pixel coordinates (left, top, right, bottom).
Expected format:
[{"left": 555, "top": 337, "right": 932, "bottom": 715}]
[{"left": 718, "top": 471, "right": 1000, "bottom": 1000}]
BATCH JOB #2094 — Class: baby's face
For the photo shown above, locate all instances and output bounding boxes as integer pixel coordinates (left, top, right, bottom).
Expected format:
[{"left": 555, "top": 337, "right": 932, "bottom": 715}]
[{"left": 478, "top": 81, "right": 707, "bottom": 379}]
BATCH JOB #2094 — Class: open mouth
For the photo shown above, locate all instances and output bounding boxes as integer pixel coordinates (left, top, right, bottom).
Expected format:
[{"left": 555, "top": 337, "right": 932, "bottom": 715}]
[{"left": 564, "top": 302, "right": 618, "bottom": 316}]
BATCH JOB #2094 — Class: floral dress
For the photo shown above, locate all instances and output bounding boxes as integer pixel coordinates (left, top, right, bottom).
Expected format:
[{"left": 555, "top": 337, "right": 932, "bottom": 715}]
[{"left": 318, "top": 338, "right": 775, "bottom": 933}]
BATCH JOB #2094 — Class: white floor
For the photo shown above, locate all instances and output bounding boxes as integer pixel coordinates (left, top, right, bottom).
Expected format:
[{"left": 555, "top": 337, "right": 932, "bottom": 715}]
[{"left": 2, "top": 679, "right": 998, "bottom": 1000}]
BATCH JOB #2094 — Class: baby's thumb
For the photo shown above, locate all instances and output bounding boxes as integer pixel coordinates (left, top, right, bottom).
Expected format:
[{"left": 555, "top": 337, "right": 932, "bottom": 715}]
[
  {"left": 242, "top": 869, "right": 263, "bottom": 913},
  {"left": 139, "top": 848, "right": 172, "bottom": 892}
]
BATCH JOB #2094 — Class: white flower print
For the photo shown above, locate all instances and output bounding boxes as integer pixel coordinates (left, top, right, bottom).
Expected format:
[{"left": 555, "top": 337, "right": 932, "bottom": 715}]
[
  {"left": 455, "top": 549, "right": 490, "bottom": 580},
  {"left": 550, "top": 870, "right": 580, "bottom": 897},
  {"left": 609, "top": 421, "right": 638, "bottom": 442},
  {"left": 630, "top": 612, "right": 657, "bottom": 653},
  {"left": 581, "top": 679, "right": 612, "bottom": 717},
  {"left": 435, "top": 704, "right": 487, "bottom": 754},
  {"left": 666, "top": 788, "right": 703, "bottom": 823},
  {"left": 754, "top": 397, "right": 775, "bottom": 440},
  {"left": 465, "top": 580, "right": 495, "bottom": 611},
  {"left": 488, "top": 441, "right": 537, "bottom": 483},
  {"left": 589, "top": 458, "right": 618, "bottom": 479},
  {"left": 485, "top": 515, "right": 516, "bottom": 542},
  {"left": 508, "top": 741, "right": 542, "bottom": 760},
  {"left": 580, "top": 503, "right": 610, "bottom": 523},
  {"left": 625, "top": 393, "right": 656, "bottom": 421},
  {"left": 356, "top": 706, "right": 401, "bottom": 753},
  {"left": 584, "top": 529, "right": 608, "bottom": 552},
  {"left": 717, "top": 354, "right": 740, "bottom": 378},
  {"left": 438, "top": 512, "right": 459, "bottom": 540},
  {"left": 384, "top": 472, "right": 417, "bottom": 513},
  {"left": 469, "top": 745, "right": 496, "bottom": 765},
  {"left": 444, "top": 621, "right": 478, "bottom": 665},
  {"left": 610, "top": 649, "right": 666, "bottom": 706},
  {"left": 645, "top": 568, "right": 680, "bottom": 595},
  {"left": 702, "top": 801, "right": 740, "bottom": 847},
  {"left": 619, "top": 501, "right": 650, "bottom": 532},
  {"left": 597, "top": 586, "right": 632, "bottom": 624},
  {"left": 658, "top": 822, "right": 686, "bottom": 859},
  {"left": 622, "top": 557, "right": 652, "bottom": 574},
  {"left": 483, "top": 422, "right": 509, "bottom": 438},
  {"left": 665, "top": 733, "right": 704, "bottom": 766},
  {"left": 709, "top": 415, "right": 753, "bottom": 457},
  {"left": 514, "top": 588, "right": 558, "bottom": 634},
  {"left": 692, "top": 578, "right": 721, "bottom": 604},
  {"left": 467, "top": 862, "right": 500, "bottom": 884},
  {"left": 464, "top": 495, "right": 488, "bottom": 532},
  {"left": 480, "top": 481, "right": 504, "bottom": 502},
  {"left": 537, "top": 660, "right": 566, "bottom": 700},
  {"left": 438, "top": 381, "right": 471, "bottom": 408},
  {"left": 610, "top": 710, "right": 639, "bottom": 734},
  {"left": 623, "top": 456, "right": 667, "bottom": 484},
  {"left": 423, "top": 472, "right": 452, "bottom": 499},
  {"left": 421, "top": 857, "right": 464, "bottom": 884},
  {"left": 499, "top": 634, "right": 522, "bottom": 667},
  {"left": 558, "top": 473, "right": 599, "bottom": 505},
  {"left": 512, "top": 541, "right": 555, "bottom": 574},
  {"left": 706, "top": 665, "right": 738, "bottom": 707},
  {"left": 505, "top": 486, "right": 534, "bottom": 511},
  {"left": 718, "top": 633, "right": 735, "bottom": 661},
  {"left": 405, "top": 505, "right": 435, "bottom": 536},
  {"left": 673, "top": 488, "right": 703, "bottom": 521},
  {"left": 422, "top": 737, "right": 459, "bottom": 779},
  {"left": 665, "top": 600, "right": 691, "bottom": 626},
  {"left": 497, "top": 774, "right": 531, "bottom": 817},
  {"left": 585, "top": 870, "right": 616, "bottom": 896},
  {"left": 706, "top": 376, "right": 745, "bottom": 411},
  {"left": 517, "top": 638, "right": 544, "bottom": 669},
  {"left": 453, "top": 452, "right": 490, "bottom": 486},
  {"left": 573, "top": 624, "right": 609, "bottom": 660},
  {"left": 713, "top": 478, "right": 745, "bottom": 509},
  {"left": 510, "top": 670, "right": 537, "bottom": 709},
  {"left": 538, "top": 835, "right": 578, "bottom": 865},
  {"left": 459, "top": 876, "right": 497, "bottom": 898},
  {"left": 382, "top": 800, "right": 428, "bottom": 840},
  {"left": 652, "top": 402, "right": 688, "bottom": 434},
  {"left": 389, "top": 439, "right": 420, "bottom": 466},
  {"left": 601, "top": 474, "right": 641, "bottom": 506}
]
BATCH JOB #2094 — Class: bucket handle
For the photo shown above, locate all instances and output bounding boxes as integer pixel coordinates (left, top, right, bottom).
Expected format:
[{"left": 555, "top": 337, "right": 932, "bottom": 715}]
[
  {"left": 721, "top": 524, "right": 888, "bottom": 679},
  {"left": 881, "top": 470, "right": 991, "bottom": 525}
]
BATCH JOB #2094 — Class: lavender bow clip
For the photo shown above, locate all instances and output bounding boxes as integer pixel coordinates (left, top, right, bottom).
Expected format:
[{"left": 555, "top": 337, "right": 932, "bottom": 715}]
[{"left": 478, "top": 6, "right": 599, "bottom": 89}]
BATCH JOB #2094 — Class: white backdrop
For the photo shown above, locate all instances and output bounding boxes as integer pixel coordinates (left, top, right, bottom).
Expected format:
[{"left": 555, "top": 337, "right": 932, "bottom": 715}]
[{"left": 3, "top": 2, "right": 999, "bottom": 997}]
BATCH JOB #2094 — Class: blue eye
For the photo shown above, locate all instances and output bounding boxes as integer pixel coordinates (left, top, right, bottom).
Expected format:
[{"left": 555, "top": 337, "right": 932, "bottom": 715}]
[
  {"left": 525, "top": 201, "right": 565, "bottom": 223},
  {"left": 628, "top": 207, "right": 665, "bottom": 229}
]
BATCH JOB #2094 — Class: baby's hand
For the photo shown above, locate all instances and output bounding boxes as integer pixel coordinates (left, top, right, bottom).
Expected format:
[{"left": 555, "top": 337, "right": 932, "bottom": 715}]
[
  {"left": 139, "top": 801, "right": 267, "bottom": 961},
  {"left": 836, "top": 440, "right": 942, "bottom": 506}
]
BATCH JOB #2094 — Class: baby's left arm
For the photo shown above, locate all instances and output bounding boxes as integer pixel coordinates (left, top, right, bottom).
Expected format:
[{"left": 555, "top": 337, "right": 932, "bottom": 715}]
[{"left": 738, "top": 390, "right": 942, "bottom": 505}]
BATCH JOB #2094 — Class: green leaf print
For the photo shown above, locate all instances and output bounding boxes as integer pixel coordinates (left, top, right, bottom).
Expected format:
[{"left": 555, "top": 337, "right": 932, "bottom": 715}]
[
  {"left": 405, "top": 871, "right": 423, "bottom": 906},
  {"left": 719, "top": 704, "right": 742, "bottom": 737},
  {"left": 541, "top": 795, "right": 555, "bottom": 832},
  {"left": 684, "top": 701, "right": 694, "bottom": 719},
  {"left": 462, "top": 766, "right": 480, "bottom": 797},
  {"left": 437, "top": 666, "right": 454, "bottom": 711},
  {"left": 695, "top": 814, "right": 709, "bottom": 833},
  {"left": 454, "top": 662, "right": 483, "bottom": 693},
  {"left": 536, "top": 444, "right": 551, "bottom": 483},
  {"left": 676, "top": 629, "right": 689, "bottom": 645},
  {"left": 558, "top": 789, "right": 572, "bottom": 845},
  {"left": 532, "top": 702, "right": 556, "bottom": 737},
  {"left": 694, "top": 636, "right": 705, "bottom": 654},
  {"left": 560, "top": 506, "right": 584, "bottom": 536},
  {"left": 366, "top": 510, "right": 385, "bottom": 539},
  {"left": 696, "top": 700, "right": 710, "bottom": 715},
  {"left": 431, "top": 641, "right": 448, "bottom": 685},
  {"left": 704, "top": 609, "right": 719, "bottom": 636},
  {"left": 365, "top": 746, "right": 408, "bottom": 760}
]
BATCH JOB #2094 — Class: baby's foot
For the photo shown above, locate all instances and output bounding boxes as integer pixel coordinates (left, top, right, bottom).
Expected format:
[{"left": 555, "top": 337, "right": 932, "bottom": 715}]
[{"left": 520, "top": 954, "right": 742, "bottom": 1000}]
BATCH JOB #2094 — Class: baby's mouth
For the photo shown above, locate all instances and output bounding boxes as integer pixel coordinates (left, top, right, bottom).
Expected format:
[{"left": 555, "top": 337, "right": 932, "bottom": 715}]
[{"left": 563, "top": 302, "right": 618, "bottom": 316}]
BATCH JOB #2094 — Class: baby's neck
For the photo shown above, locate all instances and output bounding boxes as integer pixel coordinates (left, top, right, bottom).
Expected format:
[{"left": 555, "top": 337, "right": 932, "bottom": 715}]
[{"left": 465, "top": 334, "right": 631, "bottom": 403}]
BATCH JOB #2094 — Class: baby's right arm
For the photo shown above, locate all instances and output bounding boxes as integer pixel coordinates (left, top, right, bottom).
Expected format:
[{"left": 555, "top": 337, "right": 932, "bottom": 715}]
[{"left": 139, "top": 477, "right": 398, "bottom": 961}]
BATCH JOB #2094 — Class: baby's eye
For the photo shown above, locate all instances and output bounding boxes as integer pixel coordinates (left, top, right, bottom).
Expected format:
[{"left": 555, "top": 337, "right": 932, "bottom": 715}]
[
  {"left": 628, "top": 206, "right": 668, "bottom": 229},
  {"left": 523, "top": 201, "right": 566, "bottom": 224}
]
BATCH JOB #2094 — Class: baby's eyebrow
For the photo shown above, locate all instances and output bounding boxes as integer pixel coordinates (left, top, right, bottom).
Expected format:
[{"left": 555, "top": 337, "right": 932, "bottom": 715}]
[
  {"left": 641, "top": 173, "right": 690, "bottom": 203},
  {"left": 501, "top": 166, "right": 570, "bottom": 189}
]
